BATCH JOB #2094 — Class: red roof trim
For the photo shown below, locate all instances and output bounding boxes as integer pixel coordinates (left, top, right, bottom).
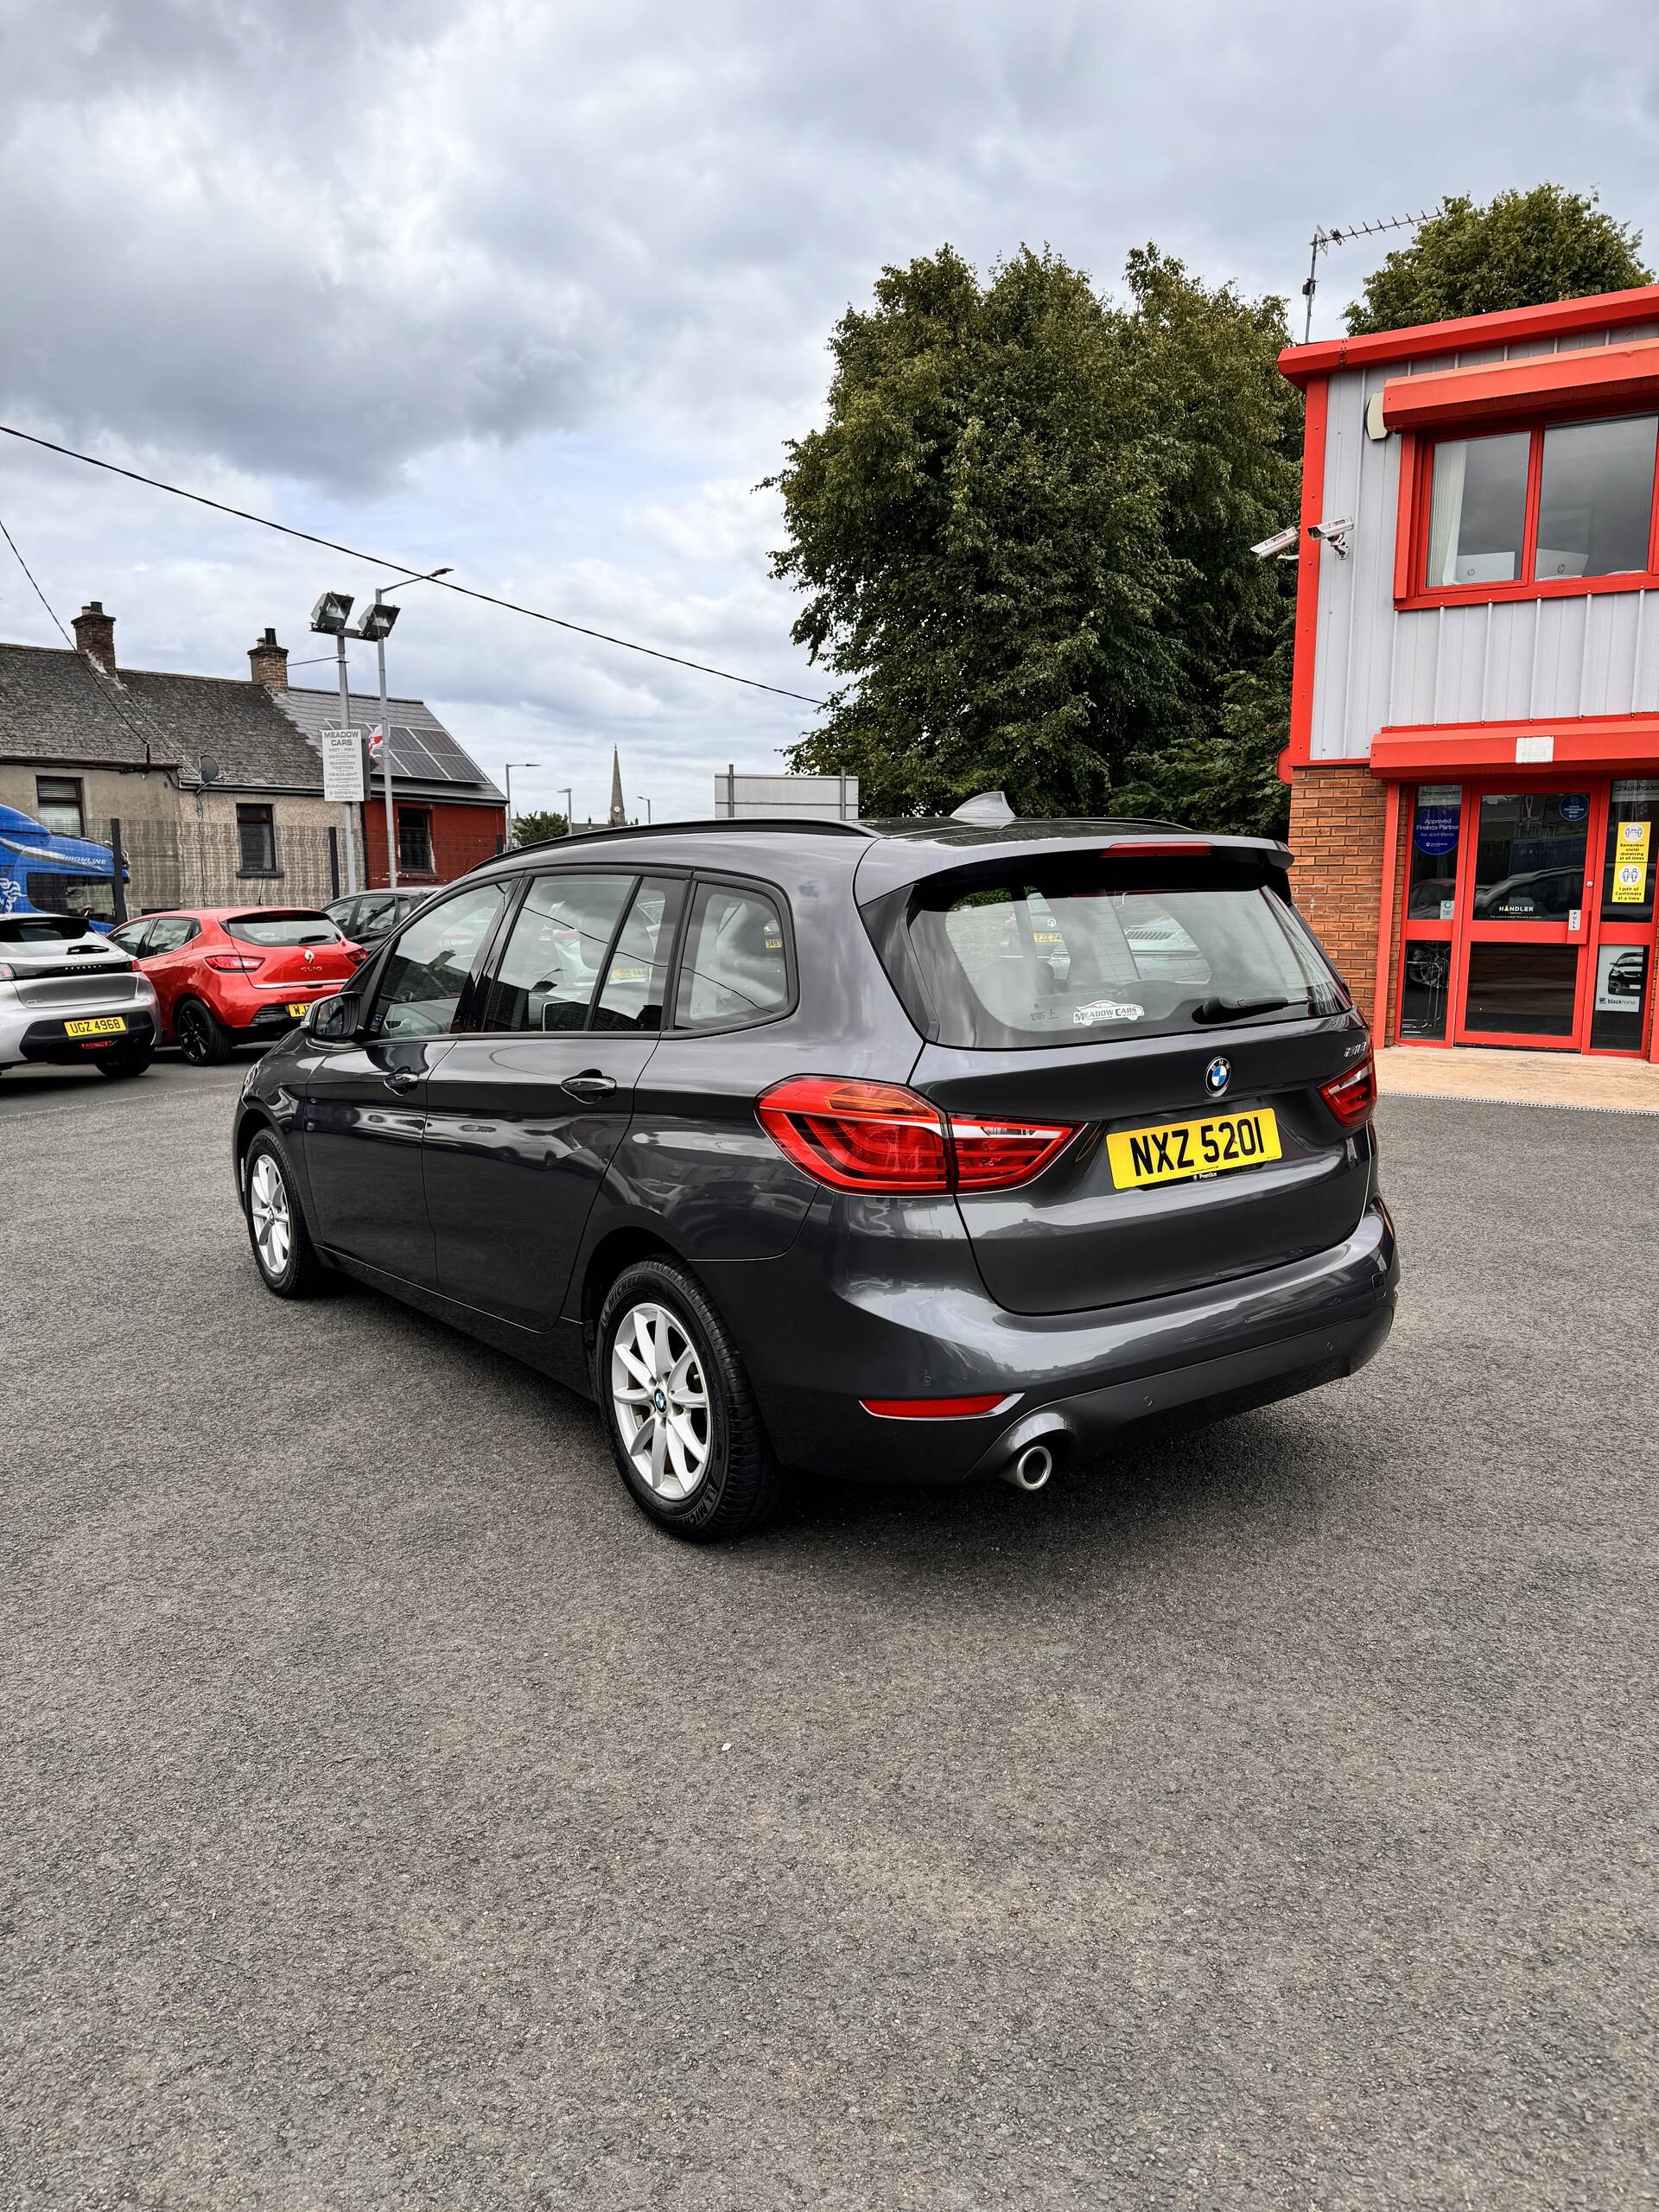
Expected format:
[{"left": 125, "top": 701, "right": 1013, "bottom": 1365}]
[
  {"left": 1278, "top": 283, "right": 1659, "bottom": 388},
  {"left": 1381, "top": 338, "right": 1659, "bottom": 431},
  {"left": 1368, "top": 711, "right": 1659, "bottom": 778}
]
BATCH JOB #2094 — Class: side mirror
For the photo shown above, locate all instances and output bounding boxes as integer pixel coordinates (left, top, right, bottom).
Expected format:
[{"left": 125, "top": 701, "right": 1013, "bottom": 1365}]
[{"left": 308, "top": 991, "right": 363, "bottom": 1043}]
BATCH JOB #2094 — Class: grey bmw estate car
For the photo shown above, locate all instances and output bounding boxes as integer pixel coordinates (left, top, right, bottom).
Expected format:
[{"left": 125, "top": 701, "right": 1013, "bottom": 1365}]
[{"left": 234, "top": 808, "right": 1396, "bottom": 1541}]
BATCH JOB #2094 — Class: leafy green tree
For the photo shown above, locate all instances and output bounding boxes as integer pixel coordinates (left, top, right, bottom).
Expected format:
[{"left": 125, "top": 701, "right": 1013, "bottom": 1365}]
[
  {"left": 511, "top": 808, "right": 568, "bottom": 846},
  {"left": 769, "top": 244, "right": 1300, "bottom": 829},
  {"left": 1345, "top": 187, "right": 1650, "bottom": 336}
]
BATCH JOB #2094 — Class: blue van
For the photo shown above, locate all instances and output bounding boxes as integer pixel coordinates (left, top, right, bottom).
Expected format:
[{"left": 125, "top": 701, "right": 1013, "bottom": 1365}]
[{"left": 0, "top": 805, "right": 124, "bottom": 930}]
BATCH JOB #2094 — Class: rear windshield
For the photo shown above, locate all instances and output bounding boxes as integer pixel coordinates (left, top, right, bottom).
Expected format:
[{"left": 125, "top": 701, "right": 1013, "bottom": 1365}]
[
  {"left": 0, "top": 915, "right": 92, "bottom": 944},
  {"left": 902, "top": 865, "right": 1346, "bottom": 1048},
  {"left": 226, "top": 912, "right": 343, "bottom": 947}
]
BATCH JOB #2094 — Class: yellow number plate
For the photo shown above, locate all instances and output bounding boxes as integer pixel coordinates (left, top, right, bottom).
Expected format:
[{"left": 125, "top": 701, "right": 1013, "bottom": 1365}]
[
  {"left": 1108, "top": 1107, "right": 1281, "bottom": 1189},
  {"left": 65, "top": 1015, "right": 127, "bottom": 1038},
  {"left": 287, "top": 1001, "right": 310, "bottom": 1017}
]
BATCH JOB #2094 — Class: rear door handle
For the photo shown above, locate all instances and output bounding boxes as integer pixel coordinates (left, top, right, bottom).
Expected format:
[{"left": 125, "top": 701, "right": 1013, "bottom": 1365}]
[
  {"left": 562, "top": 1071, "right": 617, "bottom": 1101},
  {"left": 383, "top": 1066, "right": 423, "bottom": 1091}
]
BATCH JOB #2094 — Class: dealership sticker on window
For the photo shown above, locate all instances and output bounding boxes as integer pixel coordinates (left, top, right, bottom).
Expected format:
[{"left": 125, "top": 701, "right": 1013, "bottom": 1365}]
[
  {"left": 1072, "top": 998, "right": 1145, "bottom": 1026},
  {"left": 1612, "top": 819, "right": 1652, "bottom": 904}
]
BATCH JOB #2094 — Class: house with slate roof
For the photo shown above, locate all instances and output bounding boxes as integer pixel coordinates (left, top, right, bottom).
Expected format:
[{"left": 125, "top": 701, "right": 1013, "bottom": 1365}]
[{"left": 0, "top": 601, "right": 505, "bottom": 909}]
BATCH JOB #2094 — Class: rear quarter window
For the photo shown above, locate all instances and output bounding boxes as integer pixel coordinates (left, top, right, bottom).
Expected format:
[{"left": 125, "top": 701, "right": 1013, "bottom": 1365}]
[{"left": 674, "top": 882, "right": 791, "bottom": 1031}]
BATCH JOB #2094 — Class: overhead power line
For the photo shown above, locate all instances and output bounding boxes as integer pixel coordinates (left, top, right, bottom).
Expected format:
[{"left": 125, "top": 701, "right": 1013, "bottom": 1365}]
[
  {"left": 0, "top": 421, "right": 827, "bottom": 708},
  {"left": 0, "top": 508, "right": 181, "bottom": 769}
]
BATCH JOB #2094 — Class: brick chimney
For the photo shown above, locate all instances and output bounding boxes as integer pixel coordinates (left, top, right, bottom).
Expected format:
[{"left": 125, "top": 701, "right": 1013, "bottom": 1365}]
[
  {"left": 72, "top": 600, "right": 116, "bottom": 671},
  {"left": 248, "top": 626, "right": 289, "bottom": 690}
]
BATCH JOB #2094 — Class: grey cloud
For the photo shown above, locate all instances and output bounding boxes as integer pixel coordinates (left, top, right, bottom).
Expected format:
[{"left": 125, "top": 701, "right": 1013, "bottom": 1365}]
[{"left": 4, "top": 0, "right": 1659, "bottom": 820}]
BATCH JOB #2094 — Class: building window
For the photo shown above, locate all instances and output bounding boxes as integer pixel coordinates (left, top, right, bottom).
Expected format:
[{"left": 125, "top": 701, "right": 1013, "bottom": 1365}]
[
  {"left": 1412, "top": 412, "right": 1659, "bottom": 601},
  {"left": 35, "top": 775, "right": 85, "bottom": 836},
  {"left": 236, "top": 803, "right": 277, "bottom": 874},
  {"left": 397, "top": 808, "right": 435, "bottom": 874}
]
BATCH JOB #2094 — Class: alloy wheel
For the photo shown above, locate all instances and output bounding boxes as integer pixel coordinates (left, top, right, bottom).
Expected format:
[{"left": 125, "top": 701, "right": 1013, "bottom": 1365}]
[
  {"left": 249, "top": 1153, "right": 292, "bottom": 1280},
  {"left": 178, "top": 1006, "right": 209, "bottom": 1063},
  {"left": 609, "top": 1300, "right": 711, "bottom": 1501}
]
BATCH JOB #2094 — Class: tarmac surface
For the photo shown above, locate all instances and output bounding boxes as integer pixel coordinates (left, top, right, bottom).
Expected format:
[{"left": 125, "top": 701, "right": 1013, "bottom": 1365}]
[{"left": 3, "top": 1056, "right": 1656, "bottom": 2209}]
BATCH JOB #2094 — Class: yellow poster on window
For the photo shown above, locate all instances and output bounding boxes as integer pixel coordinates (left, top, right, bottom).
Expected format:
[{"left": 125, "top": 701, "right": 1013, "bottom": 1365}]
[{"left": 1611, "top": 819, "right": 1652, "bottom": 904}]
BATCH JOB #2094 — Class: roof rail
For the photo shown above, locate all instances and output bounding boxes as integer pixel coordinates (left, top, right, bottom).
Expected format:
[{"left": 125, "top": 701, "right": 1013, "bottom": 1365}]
[{"left": 466, "top": 814, "right": 880, "bottom": 873}]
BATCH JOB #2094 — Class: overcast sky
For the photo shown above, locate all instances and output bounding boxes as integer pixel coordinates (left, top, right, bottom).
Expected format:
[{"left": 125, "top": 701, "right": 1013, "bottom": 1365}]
[{"left": 3, "top": 0, "right": 1658, "bottom": 823}]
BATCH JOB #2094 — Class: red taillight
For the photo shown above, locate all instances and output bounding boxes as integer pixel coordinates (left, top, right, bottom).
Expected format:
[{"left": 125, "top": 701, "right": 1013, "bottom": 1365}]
[
  {"left": 206, "top": 953, "right": 264, "bottom": 973},
  {"left": 1319, "top": 1052, "right": 1376, "bottom": 1129},
  {"left": 344, "top": 941, "right": 366, "bottom": 966},
  {"left": 949, "top": 1116, "right": 1079, "bottom": 1188},
  {"left": 756, "top": 1077, "right": 950, "bottom": 1192},
  {"left": 756, "top": 1076, "right": 1077, "bottom": 1194},
  {"left": 1106, "top": 840, "right": 1211, "bottom": 857},
  {"left": 861, "top": 1394, "right": 1016, "bottom": 1419}
]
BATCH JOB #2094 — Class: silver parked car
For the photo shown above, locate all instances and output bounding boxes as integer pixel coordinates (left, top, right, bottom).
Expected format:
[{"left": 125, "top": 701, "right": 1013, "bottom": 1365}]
[{"left": 0, "top": 912, "right": 159, "bottom": 1079}]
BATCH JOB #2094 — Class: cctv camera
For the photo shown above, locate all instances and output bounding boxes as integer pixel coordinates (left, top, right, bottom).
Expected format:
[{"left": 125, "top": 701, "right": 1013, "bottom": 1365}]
[
  {"left": 1306, "top": 518, "right": 1353, "bottom": 556},
  {"left": 1250, "top": 524, "right": 1300, "bottom": 560}
]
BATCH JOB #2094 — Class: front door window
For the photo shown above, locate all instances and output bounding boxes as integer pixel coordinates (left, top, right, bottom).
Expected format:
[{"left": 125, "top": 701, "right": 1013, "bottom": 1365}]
[{"left": 1470, "top": 791, "right": 1589, "bottom": 922}]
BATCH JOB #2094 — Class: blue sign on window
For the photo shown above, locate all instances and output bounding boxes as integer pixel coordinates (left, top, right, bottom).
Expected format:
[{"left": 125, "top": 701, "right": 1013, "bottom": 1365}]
[
  {"left": 1558, "top": 792, "right": 1590, "bottom": 823},
  {"left": 1414, "top": 804, "right": 1460, "bottom": 857}
]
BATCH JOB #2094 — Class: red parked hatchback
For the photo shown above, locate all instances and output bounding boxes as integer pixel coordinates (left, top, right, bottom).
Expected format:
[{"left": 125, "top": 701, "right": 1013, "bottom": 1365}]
[{"left": 107, "top": 907, "right": 364, "bottom": 1064}]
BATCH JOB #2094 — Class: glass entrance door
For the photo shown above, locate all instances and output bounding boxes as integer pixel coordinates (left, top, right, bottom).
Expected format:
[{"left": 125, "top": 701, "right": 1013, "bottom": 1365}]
[
  {"left": 1453, "top": 788, "right": 1596, "bottom": 1048},
  {"left": 1396, "top": 778, "right": 1659, "bottom": 1053}
]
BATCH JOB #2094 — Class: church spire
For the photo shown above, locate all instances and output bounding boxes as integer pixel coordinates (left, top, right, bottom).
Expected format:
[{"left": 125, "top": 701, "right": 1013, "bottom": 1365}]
[{"left": 607, "top": 747, "right": 627, "bottom": 828}]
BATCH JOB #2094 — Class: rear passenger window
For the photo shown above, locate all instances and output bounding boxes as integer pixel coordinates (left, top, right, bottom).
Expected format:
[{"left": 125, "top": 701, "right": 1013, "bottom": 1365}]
[
  {"left": 674, "top": 882, "right": 790, "bottom": 1030},
  {"left": 484, "top": 874, "right": 631, "bottom": 1032},
  {"left": 594, "top": 878, "right": 685, "bottom": 1032}
]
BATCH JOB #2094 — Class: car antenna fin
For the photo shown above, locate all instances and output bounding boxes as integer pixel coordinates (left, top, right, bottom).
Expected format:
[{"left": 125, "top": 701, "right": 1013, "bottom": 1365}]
[{"left": 950, "top": 790, "right": 1016, "bottom": 826}]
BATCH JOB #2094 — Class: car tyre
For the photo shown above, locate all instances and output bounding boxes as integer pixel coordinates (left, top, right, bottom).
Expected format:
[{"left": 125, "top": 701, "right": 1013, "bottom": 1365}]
[
  {"left": 95, "top": 1045, "right": 154, "bottom": 1079},
  {"left": 244, "top": 1130, "right": 331, "bottom": 1299},
  {"left": 176, "top": 997, "right": 232, "bottom": 1065},
  {"left": 597, "top": 1256, "right": 786, "bottom": 1542}
]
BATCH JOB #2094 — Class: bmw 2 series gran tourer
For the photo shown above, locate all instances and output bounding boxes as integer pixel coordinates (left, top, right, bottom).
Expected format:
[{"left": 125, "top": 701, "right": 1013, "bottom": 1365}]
[{"left": 233, "top": 805, "right": 1397, "bottom": 1541}]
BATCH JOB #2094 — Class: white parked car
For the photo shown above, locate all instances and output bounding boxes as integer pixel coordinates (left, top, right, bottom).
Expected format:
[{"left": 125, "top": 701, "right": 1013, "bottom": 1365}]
[{"left": 0, "top": 912, "right": 160, "bottom": 1079}]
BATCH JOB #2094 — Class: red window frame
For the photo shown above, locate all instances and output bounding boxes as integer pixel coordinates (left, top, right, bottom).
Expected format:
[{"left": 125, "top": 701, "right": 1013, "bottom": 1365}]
[{"left": 1394, "top": 404, "right": 1659, "bottom": 611}]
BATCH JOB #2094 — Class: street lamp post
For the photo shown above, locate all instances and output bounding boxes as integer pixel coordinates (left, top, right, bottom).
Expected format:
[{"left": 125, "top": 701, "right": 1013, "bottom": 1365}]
[
  {"left": 560, "top": 787, "right": 574, "bottom": 836},
  {"left": 637, "top": 795, "right": 652, "bottom": 823},
  {"left": 504, "top": 761, "right": 540, "bottom": 842}
]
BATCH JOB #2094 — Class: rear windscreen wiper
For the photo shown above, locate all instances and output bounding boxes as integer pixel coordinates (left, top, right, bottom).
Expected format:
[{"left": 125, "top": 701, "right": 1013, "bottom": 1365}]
[{"left": 1192, "top": 993, "right": 1300, "bottom": 1024}]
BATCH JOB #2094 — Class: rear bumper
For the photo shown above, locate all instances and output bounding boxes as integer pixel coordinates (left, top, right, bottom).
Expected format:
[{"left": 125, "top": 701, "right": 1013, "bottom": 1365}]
[
  {"left": 699, "top": 1197, "right": 1398, "bottom": 1485},
  {"left": 5, "top": 1008, "right": 157, "bottom": 1066}
]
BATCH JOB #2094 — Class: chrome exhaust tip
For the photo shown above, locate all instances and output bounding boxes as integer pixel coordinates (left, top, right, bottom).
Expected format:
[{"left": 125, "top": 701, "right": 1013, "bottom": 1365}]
[{"left": 999, "top": 1441, "right": 1054, "bottom": 1493}]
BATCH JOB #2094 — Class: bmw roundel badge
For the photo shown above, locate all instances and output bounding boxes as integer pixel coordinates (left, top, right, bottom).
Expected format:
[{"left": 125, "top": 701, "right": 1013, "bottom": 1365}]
[{"left": 1204, "top": 1056, "right": 1230, "bottom": 1098}]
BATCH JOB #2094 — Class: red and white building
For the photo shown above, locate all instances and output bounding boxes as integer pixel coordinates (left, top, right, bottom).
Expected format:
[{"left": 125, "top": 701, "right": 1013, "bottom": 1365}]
[{"left": 1278, "top": 283, "right": 1659, "bottom": 1059}]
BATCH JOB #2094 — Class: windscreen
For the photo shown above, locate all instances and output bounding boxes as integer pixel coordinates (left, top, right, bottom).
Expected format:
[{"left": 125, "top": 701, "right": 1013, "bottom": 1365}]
[
  {"left": 0, "top": 915, "right": 93, "bottom": 944},
  {"left": 226, "top": 912, "right": 342, "bottom": 947},
  {"left": 903, "top": 862, "right": 1345, "bottom": 1048}
]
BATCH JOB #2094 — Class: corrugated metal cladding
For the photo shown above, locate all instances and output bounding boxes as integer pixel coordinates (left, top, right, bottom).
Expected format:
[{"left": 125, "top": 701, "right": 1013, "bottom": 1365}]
[{"left": 1309, "top": 321, "right": 1659, "bottom": 759}]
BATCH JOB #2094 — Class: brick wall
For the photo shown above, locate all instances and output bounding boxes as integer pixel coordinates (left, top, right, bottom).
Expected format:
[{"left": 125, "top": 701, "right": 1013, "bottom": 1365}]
[
  {"left": 363, "top": 798, "right": 506, "bottom": 889},
  {"left": 1287, "top": 765, "right": 1394, "bottom": 1026}
]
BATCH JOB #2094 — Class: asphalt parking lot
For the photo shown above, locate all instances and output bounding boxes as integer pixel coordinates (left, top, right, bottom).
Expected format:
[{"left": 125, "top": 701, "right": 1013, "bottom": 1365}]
[{"left": 4, "top": 1058, "right": 1656, "bottom": 2209}]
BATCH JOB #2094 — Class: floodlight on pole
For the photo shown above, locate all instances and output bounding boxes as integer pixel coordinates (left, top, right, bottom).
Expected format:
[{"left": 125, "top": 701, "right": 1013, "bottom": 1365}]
[
  {"left": 345, "top": 569, "right": 452, "bottom": 892},
  {"left": 312, "top": 587, "right": 360, "bottom": 892},
  {"left": 309, "top": 589, "right": 354, "bottom": 635}
]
